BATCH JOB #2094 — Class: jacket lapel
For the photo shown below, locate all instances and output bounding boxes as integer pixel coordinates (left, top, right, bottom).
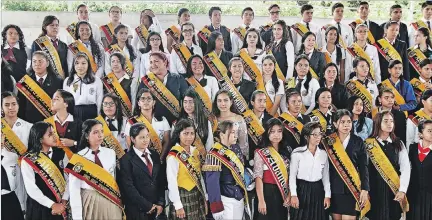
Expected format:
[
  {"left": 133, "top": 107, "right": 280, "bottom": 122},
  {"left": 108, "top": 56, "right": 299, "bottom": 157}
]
[
  {"left": 129, "top": 149, "right": 152, "bottom": 177},
  {"left": 149, "top": 150, "right": 160, "bottom": 180}
]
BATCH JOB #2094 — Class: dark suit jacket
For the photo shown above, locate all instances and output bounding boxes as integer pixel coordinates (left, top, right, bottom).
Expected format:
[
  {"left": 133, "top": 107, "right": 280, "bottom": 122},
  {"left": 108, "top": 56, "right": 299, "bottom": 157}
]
[
  {"left": 284, "top": 114, "right": 311, "bottom": 150},
  {"left": 378, "top": 38, "right": 410, "bottom": 80},
  {"left": 319, "top": 81, "right": 350, "bottom": 110},
  {"left": 61, "top": 120, "right": 82, "bottom": 153},
  {"left": 199, "top": 25, "right": 232, "bottom": 53},
  {"left": 31, "top": 39, "right": 69, "bottom": 78},
  {"left": 260, "top": 28, "right": 273, "bottom": 47},
  {"left": 380, "top": 21, "right": 409, "bottom": 45},
  {"left": 1, "top": 47, "right": 28, "bottom": 81},
  {"left": 18, "top": 72, "right": 63, "bottom": 123},
  {"left": 238, "top": 79, "right": 256, "bottom": 102},
  {"left": 329, "top": 134, "right": 370, "bottom": 194},
  {"left": 392, "top": 109, "right": 407, "bottom": 145},
  {"left": 119, "top": 149, "right": 165, "bottom": 220},
  {"left": 247, "top": 111, "right": 274, "bottom": 165},
  {"left": 138, "top": 72, "right": 188, "bottom": 125},
  {"left": 309, "top": 50, "right": 326, "bottom": 78},
  {"left": 205, "top": 50, "right": 233, "bottom": 77}
]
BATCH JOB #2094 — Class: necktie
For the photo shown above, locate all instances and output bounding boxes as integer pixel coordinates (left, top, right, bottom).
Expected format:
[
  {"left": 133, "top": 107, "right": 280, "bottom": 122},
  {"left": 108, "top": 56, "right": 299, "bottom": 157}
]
[
  {"left": 246, "top": 26, "right": 250, "bottom": 30},
  {"left": 306, "top": 22, "right": 310, "bottom": 31},
  {"left": 382, "top": 140, "right": 389, "bottom": 146},
  {"left": 51, "top": 39, "right": 58, "bottom": 49},
  {"left": 198, "top": 78, "right": 207, "bottom": 87},
  {"left": 142, "top": 153, "right": 153, "bottom": 175},
  {"left": 364, "top": 21, "right": 368, "bottom": 27},
  {"left": 38, "top": 77, "right": 44, "bottom": 86},
  {"left": 428, "top": 21, "right": 431, "bottom": 30},
  {"left": 107, "top": 119, "right": 118, "bottom": 131},
  {"left": 83, "top": 41, "right": 91, "bottom": 48},
  {"left": 337, "top": 22, "right": 342, "bottom": 35},
  {"left": 4, "top": 47, "right": 16, "bottom": 63},
  {"left": 92, "top": 150, "right": 103, "bottom": 167},
  {"left": 295, "top": 78, "right": 304, "bottom": 93},
  {"left": 418, "top": 144, "right": 431, "bottom": 162},
  {"left": 296, "top": 116, "right": 302, "bottom": 122},
  {"left": 43, "top": 151, "right": 52, "bottom": 157},
  {"left": 1, "top": 156, "right": 11, "bottom": 191},
  {"left": 188, "top": 46, "right": 195, "bottom": 55}
]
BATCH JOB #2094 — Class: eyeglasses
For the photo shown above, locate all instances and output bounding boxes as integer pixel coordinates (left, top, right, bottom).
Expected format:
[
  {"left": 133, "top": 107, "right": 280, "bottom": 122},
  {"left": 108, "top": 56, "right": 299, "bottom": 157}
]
[
  {"left": 356, "top": 30, "right": 368, "bottom": 33},
  {"left": 182, "top": 29, "right": 194, "bottom": 33},
  {"left": 139, "top": 97, "right": 153, "bottom": 102},
  {"left": 102, "top": 102, "right": 115, "bottom": 107},
  {"left": 311, "top": 132, "right": 323, "bottom": 138},
  {"left": 149, "top": 38, "right": 161, "bottom": 42},
  {"left": 270, "top": 11, "right": 280, "bottom": 15}
]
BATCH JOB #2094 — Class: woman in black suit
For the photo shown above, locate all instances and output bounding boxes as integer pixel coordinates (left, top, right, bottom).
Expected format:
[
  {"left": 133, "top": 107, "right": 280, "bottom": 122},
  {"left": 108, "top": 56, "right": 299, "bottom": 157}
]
[
  {"left": 229, "top": 57, "right": 256, "bottom": 102},
  {"left": 205, "top": 31, "right": 233, "bottom": 73},
  {"left": 119, "top": 123, "right": 166, "bottom": 220},
  {"left": 1, "top": 24, "right": 28, "bottom": 81},
  {"left": 319, "top": 62, "right": 350, "bottom": 110}
]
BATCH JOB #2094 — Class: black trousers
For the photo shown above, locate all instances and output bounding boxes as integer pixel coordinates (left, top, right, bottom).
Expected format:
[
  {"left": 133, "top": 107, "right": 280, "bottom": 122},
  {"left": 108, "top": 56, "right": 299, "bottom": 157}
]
[{"left": 2, "top": 191, "right": 24, "bottom": 220}]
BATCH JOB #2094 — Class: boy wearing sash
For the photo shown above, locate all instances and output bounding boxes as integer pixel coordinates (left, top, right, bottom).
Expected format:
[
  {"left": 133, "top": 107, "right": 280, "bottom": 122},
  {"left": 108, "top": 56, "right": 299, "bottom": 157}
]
[
  {"left": 166, "top": 119, "right": 207, "bottom": 220},
  {"left": 365, "top": 111, "right": 410, "bottom": 220},
  {"left": 380, "top": 5, "right": 409, "bottom": 44},
  {"left": 260, "top": 4, "right": 280, "bottom": 46},
  {"left": 204, "top": 120, "right": 250, "bottom": 220},
  {"left": 21, "top": 122, "right": 69, "bottom": 220},
  {"left": 291, "top": 4, "right": 323, "bottom": 53},
  {"left": 100, "top": 6, "right": 133, "bottom": 50},
  {"left": 65, "top": 4, "right": 101, "bottom": 45},
  {"left": 407, "top": 89, "right": 432, "bottom": 147},
  {"left": 319, "top": 3, "right": 353, "bottom": 51},
  {"left": 377, "top": 21, "right": 410, "bottom": 81},
  {"left": 67, "top": 119, "right": 122, "bottom": 220},
  {"left": 408, "top": 1, "right": 432, "bottom": 47},
  {"left": 231, "top": 7, "right": 255, "bottom": 54},
  {"left": 350, "top": 2, "right": 383, "bottom": 45}
]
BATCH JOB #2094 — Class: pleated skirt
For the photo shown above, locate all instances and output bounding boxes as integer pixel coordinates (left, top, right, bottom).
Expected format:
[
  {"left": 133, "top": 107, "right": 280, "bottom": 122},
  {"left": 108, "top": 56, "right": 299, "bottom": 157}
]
[
  {"left": 329, "top": 193, "right": 357, "bottom": 216},
  {"left": 74, "top": 104, "right": 97, "bottom": 122},
  {"left": 81, "top": 189, "right": 122, "bottom": 220},
  {"left": 290, "top": 179, "right": 329, "bottom": 220},
  {"left": 407, "top": 190, "right": 432, "bottom": 220},
  {"left": 169, "top": 187, "right": 206, "bottom": 220},
  {"left": 257, "top": 183, "right": 288, "bottom": 220},
  {"left": 2, "top": 191, "right": 24, "bottom": 220},
  {"left": 25, "top": 197, "right": 63, "bottom": 220}
]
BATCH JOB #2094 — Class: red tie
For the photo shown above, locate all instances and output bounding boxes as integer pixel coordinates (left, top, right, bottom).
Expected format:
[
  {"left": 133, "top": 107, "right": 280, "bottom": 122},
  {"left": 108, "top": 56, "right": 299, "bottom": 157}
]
[
  {"left": 4, "top": 47, "right": 16, "bottom": 63},
  {"left": 92, "top": 150, "right": 103, "bottom": 167},
  {"left": 418, "top": 144, "right": 431, "bottom": 162},
  {"left": 142, "top": 153, "right": 153, "bottom": 175},
  {"left": 51, "top": 39, "right": 58, "bottom": 49}
]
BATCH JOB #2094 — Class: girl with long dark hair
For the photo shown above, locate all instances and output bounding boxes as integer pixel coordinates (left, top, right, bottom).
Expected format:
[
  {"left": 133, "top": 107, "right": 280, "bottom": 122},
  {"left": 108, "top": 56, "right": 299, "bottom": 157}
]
[
  {"left": 409, "top": 27, "right": 432, "bottom": 79},
  {"left": 205, "top": 31, "right": 233, "bottom": 70},
  {"left": 185, "top": 54, "right": 219, "bottom": 100},
  {"left": 1, "top": 24, "right": 28, "bottom": 81},
  {"left": 140, "top": 32, "right": 169, "bottom": 77},
  {"left": 347, "top": 96, "right": 373, "bottom": 141},
  {"left": 319, "top": 62, "right": 349, "bottom": 109},
  {"left": 269, "top": 20, "right": 295, "bottom": 78},
  {"left": 297, "top": 32, "right": 326, "bottom": 78},
  {"left": 321, "top": 26, "right": 345, "bottom": 81},
  {"left": 100, "top": 93, "right": 128, "bottom": 151},
  {"left": 309, "top": 87, "right": 334, "bottom": 134},
  {"left": 229, "top": 57, "right": 256, "bottom": 102},
  {"left": 241, "top": 28, "right": 266, "bottom": 73},
  {"left": 261, "top": 55, "right": 285, "bottom": 116}
]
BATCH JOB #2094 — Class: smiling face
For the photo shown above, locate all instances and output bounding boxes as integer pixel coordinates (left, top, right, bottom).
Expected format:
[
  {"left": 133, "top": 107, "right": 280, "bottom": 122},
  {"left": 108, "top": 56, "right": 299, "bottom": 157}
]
[
  {"left": 78, "top": 23, "right": 91, "bottom": 41},
  {"left": 272, "top": 24, "right": 283, "bottom": 40},
  {"left": 183, "top": 96, "right": 195, "bottom": 115},
  {"left": 318, "top": 91, "right": 332, "bottom": 109},
  {"left": 190, "top": 57, "right": 204, "bottom": 75},
  {"left": 149, "top": 54, "right": 168, "bottom": 76},
  {"left": 216, "top": 92, "right": 232, "bottom": 113},
  {"left": 88, "top": 124, "right": 104, "bottom": 147},
  {"left": 262, "top": 58, "right": 275, "bottom": 75},
  {"left": 2, "top": 96, "right": 18, "bottom": 118},
  {"left": 229, "top": 60, "right": 244, "bottom": 80},
  {"left": 304, "top": 34, "right": 316, "bottom": 51}
]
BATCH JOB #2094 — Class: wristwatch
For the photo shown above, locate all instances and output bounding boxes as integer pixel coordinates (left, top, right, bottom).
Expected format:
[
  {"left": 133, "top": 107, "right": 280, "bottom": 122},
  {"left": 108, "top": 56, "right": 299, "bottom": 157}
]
[{"left": 74, "top": 141, "right": 77, "bottom": 146}]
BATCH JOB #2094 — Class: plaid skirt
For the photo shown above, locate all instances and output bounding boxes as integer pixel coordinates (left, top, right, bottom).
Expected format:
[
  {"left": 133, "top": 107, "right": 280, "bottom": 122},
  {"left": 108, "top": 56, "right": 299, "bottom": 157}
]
[
  {"left": 169, "top": 187, "right": 206, "bottom": 220},
  {"left": 82, "top": 189, "right": 123, "bottom": 220}
]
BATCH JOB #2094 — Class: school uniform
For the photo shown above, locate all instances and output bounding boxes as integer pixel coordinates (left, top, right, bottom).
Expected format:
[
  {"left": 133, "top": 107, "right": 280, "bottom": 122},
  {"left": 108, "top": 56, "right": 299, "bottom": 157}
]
[
  {"left": 231, "top": 23, "right": 254, "bottom": 54},
  {"left": 119, "top": 147, "right": 165, "bottom": 220},
  {"left": 320, "top": 20, "right": 354, "bottom": 50},
  {"left": 378, "top": 79, "right": 417, "bottom": 112},
  {"left": 63, "top": 75, "right": 103, "bottom": 122},
  {"left": 320, "top": 81, "right": 350, "bottom": 110},
  {"left": 271, "top": 40, "right": 295, "bottom": 79},
  {"left": 63, "top": 21, "right": 101, "bottom": 45},
  {"left": 282, "top": 112, "right": 311, "bottom": 150},
  {"left": 106, "top": 73, "right": 138, "bottom": 110},
  {"left": 139, "top": 51, "right": 170, "bottom": 78},
  {"left": 377, "top": 38, "right": 410, "bottom": 81},
  {"left": 293, "top": 76, "right": 320, "bottom": 114},
  {"left": 265, "top": 78, "right": 285, "bottom": 114},
  {"left": 8, "top": 118, "right": 33, "bottom": 147},
  {"left": 2, "top": 43, "right": 29, "bottom": 81},
  {"left": 125, "top": 116, "right": 171, "bottom": 146},
  {"left": 303, "top": 49, "right": 326, "bottom": 78},
  {"left": 31, "top": 36, "right": 69, "bottom": 78},
  {"left": 132, "top": 17, "right": 163, "bottom": 52},
  {"left": 309, "top": 109, "right": 333, "bottom": 134},
  {"left": 367, "top": 137, "right": 410, "bottom": 220},
  {"left": 21, "top": 148, "right": 68, "bottom": 220},
  {"left": 187, "top": 75, "right": 219, "bottom": 101},
  {"left": 53, "top": 114, "right": 82, "bottom": 153},
  {"left": 348, "top": 76, "right": 379, "bottom": 107},
  {"left": 408, "top": 18, "right": 432, "bottom": 47},
  {"left": 205, "top": 50, "right": 233, "bottom": 76},
  {"left": 169, "top": 42, "right": 203, "bottom": 75},
  {"left": 2, "top": 62, "right": 18, "bottom": 94},
  {"left": 105, "top": 44, "right": 140, "bottom": 80},
  {"left": 291, "top": 20, "right": 323, "bottom": 53},
  {"left": 407, "top": 141, "right": 432, "bottom": 220},
  {"left": 289, "top": 146, "right": 330, "bottom": 220},
  {"left": 345, "top": 43, "right": 381, "bottom": 83},
  {"left": 248, "top": 111, "right": 274, "bottom": 163},
  {"left": 105, "top": 116, "right": 128, "bottom": 151},
  {"left": 199, "top": 24, "right": 232, "bottom": 53},
  {"left": 320, "top": 43, "right": 346, "bottom": 71},
  {"left": 100, "top": 23, "right": 133, "bottom": 46},
  {"left": 353, "top": 117, "right": 373, "bottom": 141},
  {"left": 241, "top": 48, "right": 267, "bottom": 81},
  {"left": 380, "top": 20, "right": 409, "bottom": 45},
  {"left": 2, "top": 150, "right": 25, "bottom": 220},
  {"left": 69, "top": 146, "right": 121, "bottom": 220},
  {"left": 233, "top": 77, "right": 256, "bottom": 102},
  {"left": 351, "top": 19, "right": 384, "bottom": 44},
  {"left": 406, "top": 109, "right": 432, "bottom": 147},
  {"left": 409, "top": 45, "right": 432, "bottom": 79},
  {"left": 329, "top": 134, "right": 369, "bottom": 216},
  {"left": 259, "top": 23, "right": 274, "bottom": 47},
  {"left": 67, "top": 39, "right": 105, "bottom": 78},
  {"left": 19, "top": 73, "right": 63, "bottom": 123},
  {"left": 138, "top": 72, "right": 189, "bottom": 125}
]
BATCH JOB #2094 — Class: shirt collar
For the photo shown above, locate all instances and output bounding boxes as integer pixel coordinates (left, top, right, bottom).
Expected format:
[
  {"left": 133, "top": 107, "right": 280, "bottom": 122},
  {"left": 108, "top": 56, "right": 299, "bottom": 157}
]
[
  {"left": 4, "top": 43, "right": 20, "bottom": 50},
  {"left": 385, "top": 37, "right": 396, "bottom": 45},
  {"left": 288, "top": 111, "right": 302, "bottom": 119},
  {"left": 117, "top": 73, "right": 130, "bottom": 82},
  {"left": 133, "top": 146, "right": 151, "bottom": 157},
  {"left": 342, "top": 134, "right": 350, "bottom": 148},
  {"left": 377, "top": 136, "right": 393, "bottom": 144},
  {"left": 420, "top": 140, "right": 432, "bottom": 150},
  {"left": 211, "top": 24, "right": 221, "bottom": 30},
  {"left": 421, "top": 18, "right": 432, "bottom": 23},
  {"left": 54, "top": 114, "right": 74, "bottom": 126},
  {"left": 46, "top": 35, "right": 59, "bottom": 42},
  {"left": 163, "top": 73, "right": 169, "bottom": 85},
  {"left": 36, "top": 73, "right": 48, "bottom": 82},
  {"left": 420, "top": 76, "right": 431, "bottom": 83}
]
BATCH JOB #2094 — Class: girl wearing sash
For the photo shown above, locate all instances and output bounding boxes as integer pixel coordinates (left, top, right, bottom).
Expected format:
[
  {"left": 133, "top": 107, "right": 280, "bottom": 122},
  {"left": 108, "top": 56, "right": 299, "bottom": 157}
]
[
  {"left": 1, "top": 24, "right": 28, "bottom": 81},
  {"left": 366, "top": 111, "right": 410, "bottom": 220},
  {"left": 407, "top": 119, "right": 432, "bottom": 220},
  {"left": 20, "top": 51, "right": 63, "bottom": 123},
  {"left": 407, "top": 90, "right": 432, "bottom": 147},
  {"left": 31, "top": 15, "right": 68, "bottom": 78},
  {"left": 50, "top": 89, "right": 82, "bottom": 153},
  {"left": 309, "top": 87, "right": 334, "bottom": 134},
  {"left": 132, "top": 9, "right": 163, "bottom": 53},
  {"left": 229, "top": 57, "right": 256, "bottom": 102},
  {"left": 100, "top": 6, "right": 133, "bottom": 49},
  {"left": 204, "top": 120, "right": 248, "bottom": 220},
  {"left": 319, "top": 63, "right": 349, "bottom": 109},
  {"left": 125, "top": 88, "right": 171, "bottom": 153},
  {"left": 409, "top": 27, "right": 432, "bottom": 79},
  {"left": 347, "top": 96, "right": 373, "bottom": 141},
  {"left": 378, "top": 59, "right": 417, "bottom": 112},
  {"left": 63, "top": 52, "right": 103, "bottom": 122},
  {"left": 261, "top": 55, "right": 285, "bottom": 115},
  {"left": 185, "top": 54, "right": 219, "bottom": 100},
  {"left": 269, "top": 20, "right": 295, "bottom": 78},
  {"left": 213, "top": 89, "right": 249, "bottom": 159},
  {"left": 101, "top": 93, "right": 128, "bottom": 151},
  {"left": 205, "top": 32, "right": 233, "bottom": 71},
  {"left": 290, "top": 121, "right": 330, "bottom": 220},
  {"left": 345, "top": 24, "right": 381, "bottom": 83},
  {"left": 166, "top": 119, "right": 207, "bottom": 220},
  {"left": 21, "top": 122, "right": 68, "bottom": 220},
  {"left": 375, "top": 88, "right": 407, "bottom": 144},
  {"left": 167, "top": 8, "right": 191, "bottom": 53},
  {"left": 177, "top": 88, "right": 214, "bottom": 152},
  {"left": 328, "top": 109, "right": 370, "bottom": 219},
  {"left": 321, "top": 26, "right": 346, "bottom": 81},
  {"left": 254, "top": 118, "right": 291, "bottom": 220},
  {"left": 411, "top": 59, "right": 432, "bottom": 106},
  {"left": 140, "top": 32, "right": 169, "bottom": 77},
  {"left": 105, "top": 24, "right": 140, "bottom": 79},
  {"left": 108, "top": 52, "right": 138, "bottom": 106},
  {"left": 288, "top": 55, "right": 320, "bottom": 114},
  {"left": 170, "top": 22, "right": 203, "bottom": 75},
  {"left": 296, "top": 32, "right": 326, "bottom": 78},
  {"left": 347, "top": 57, "right": 379, "bottom": 109},
  {"left": 68, "top": 119, "right": 121, "bottom": 219},
  {"left": 67, "top": 21, "right": 104, "bottom": 78},
  {"left": 241, "top": 28, "right": 266, "bottom": 72}
]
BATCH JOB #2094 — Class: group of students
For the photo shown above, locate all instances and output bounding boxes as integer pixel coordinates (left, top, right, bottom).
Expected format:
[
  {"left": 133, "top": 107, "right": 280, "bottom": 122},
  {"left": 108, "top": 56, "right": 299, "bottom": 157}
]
[{"left": 2, "top": 1, "right": 432, "bottom": 220}]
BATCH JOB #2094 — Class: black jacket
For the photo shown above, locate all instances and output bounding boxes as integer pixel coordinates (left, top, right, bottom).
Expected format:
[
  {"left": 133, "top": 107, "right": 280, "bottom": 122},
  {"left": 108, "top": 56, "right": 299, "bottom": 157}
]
[
  {"left": 119, "top": 149, "right": 165, "bottom": 220},
  {"left": 31, "top": 39, "right": 69, "bottom": 78},
  {"left": 308, "top": 50, "right": 326, "bottom": 78},
  {"left": 391, "top": 109, "right": 407, "bottom": 145},
  {"left": 408, "top": 143, "right": 432, "bottom": 194},
  {"left": 1, "top": 47, "right": 28, "bottom": 81},
  {"left": 283, "top": 114, "right": 311, "bottom": 150},
  {"left": 247, "top": 111, "right": 274, "bottom": 163},
  {"left": 380, "top": 21, "right": 409, "bottom": 45},
  {"left": 237, "top": 78, "right": 256, "bottom": 102},
  {"left": 378, "top": 38, "right": 410, "bottom": 80},
  {"left": 205, "top": 50, "right": 233, "bottom": 77},
  {"left": 319, "top": 81, "right": 350, "bottom": 110},
  {"left": 60, "top": 120, "right": 82, "bottom": 153},
  {"left": 329, "top": 134, "right": 370, "bottom": 194},
  {"left": 199, "top": 25, "right": 232, "bottom": 53}
]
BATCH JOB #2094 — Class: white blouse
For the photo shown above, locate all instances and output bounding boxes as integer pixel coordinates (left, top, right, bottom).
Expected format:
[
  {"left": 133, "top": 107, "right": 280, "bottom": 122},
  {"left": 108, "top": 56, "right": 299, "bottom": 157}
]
[
  {"left": 2, "top": 149, "right": 26, "bottom": 211},
  {"left": 125, "top": 116, "right": 171, "bottom": 141},
  {"left": 104, "top": 45, "right": 140, "bottom": 80},
  {"left": 296, "top": 77, "right": 320, "bottom": 114},
  {"left": 350, "top": 76, "right": 379, "bottom": 107},
  {"left": 265, "top": 78, "right": 285, "bottom": 114},
  {"left": 131, "top": 17, "right": 164, "bottom": 51},
  {"left": 345, "top": 43, "right": 381, "bottom": 84},
  {"left": 63, "top": 75, "right": 104, "bottom": 113},
  {"left": 10, "top": 118, "right": 32, "bottom": 147},
  {"left": 67, "top": 39, "right": 105, "bottom": 78},
  {"left": 169, "top": 43, "right": 203, "bottom": 75},
  {"left": 105, "top": 116, "right": 128, "bottom": 150}
]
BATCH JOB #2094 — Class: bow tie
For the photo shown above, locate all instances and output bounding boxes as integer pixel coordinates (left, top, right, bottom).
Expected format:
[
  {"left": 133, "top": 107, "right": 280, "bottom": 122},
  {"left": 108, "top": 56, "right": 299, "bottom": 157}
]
[
  {"left": 107, "top": 118, "right": 118, "bottom": 131},
  {"left": 198, "top": 78, "right": 207, "bottom": 87},
  {"left": 188, "top": 46, "right": 194, "bottom": 55},
  {"left": 83, "top": 42, "right": 91, "bottom": 48},
  {"left": 43, "top": 151, "right": 52, "bottom": 156}
]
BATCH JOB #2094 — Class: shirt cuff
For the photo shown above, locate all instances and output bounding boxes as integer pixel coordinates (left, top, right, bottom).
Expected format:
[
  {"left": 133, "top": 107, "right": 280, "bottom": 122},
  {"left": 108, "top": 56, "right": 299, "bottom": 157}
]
[
  {"left": 210, "top": 201, "right": 224, "bottom": 214},
  {"left": 399, "top": 185, "right": 408, "bottom": 193},
  {"left": 290, "top": 190, "right": 297, "bottom": 197},
  {"left": 173, "top": 201, "right": 183, "bottom": 210},
  {"left": 43, "top": 200, "right": 55, "bottom": 209}
]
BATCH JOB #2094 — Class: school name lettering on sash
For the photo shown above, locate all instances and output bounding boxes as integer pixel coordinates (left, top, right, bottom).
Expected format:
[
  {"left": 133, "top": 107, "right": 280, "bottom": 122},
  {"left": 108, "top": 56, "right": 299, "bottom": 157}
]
[
  {"left": 1, "top": 118, "right": 27, "bottom": 156},
  {"left": 102, "top": 73, "right": 133, "bottom": 118},
  {"left": 35, "top": 36, "right": 65, "bottom": 78},
  {"left": 16, "top": 75, "right": 54, "bottom": 119}
]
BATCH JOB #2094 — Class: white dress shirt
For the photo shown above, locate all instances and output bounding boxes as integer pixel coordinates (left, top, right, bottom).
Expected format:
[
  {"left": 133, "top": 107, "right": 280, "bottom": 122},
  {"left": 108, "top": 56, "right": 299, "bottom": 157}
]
[
  {"left": 67, "top": 39, "right": 105, "bottom": 78},
  {"left": 35, "top": 73, "right": 48, "bottom": 85},
  {"left": 105, "top": 44, "right": 140, "bottom": 80},
  {"left": 321, "top": 43, "right": 346, "bottom": 69},
  {"left": 296, "top": 77, "right": 320, "bottom": 114},
  {"left": 10, "top": 118, "right": 32, "bottom": 147},
  {"left": 63, "top": 21, "right": 101, "bottom": 45},
  {"left": 69, "top": 146, "right": 116, "bottom": 220},
  {"left": 169, "top": 42, "right": 203, "bottom": 75},
  {"left": 408, "top": 18, "right": 432, "bottom": 47},
  {"left": 166, "top": 145, "right": 207, "bottom": 210},
  {"left": 342, "top": 134, "right": 351, "bottom": 149},
  {"left": 265, "top": 78, "right": 285, "bottom": 114},
  {"left": 320, "top": 20, "right": 354, "bottom": 49},
  {"left": 132, "top": 17, "right": 164, "bottom": 51},
  {"left": 125, "top": 116, "right": 171, "bottom": 141},
  {"left": 194, "top": 75, "right": 220, "bottom": 101},
  {"left": 54, "top": 113, "right": 74, "bottom": 125},
  {"left": 345, "top": 43, "right": 381, "bottom": 84},
  {"left": 292, "top": 20, "right": 323, "bottom": 54},
  {"left": 106, "top": 116, "right": 128, "bottom": 150},
  {"left": 2, "top": 149, "right": 26, "bottom": 210},
  {"left": 406, "top": 109, "right": 430, "bottom": 147},
  {"left": 100, "top": 23, "right": 133, "bottom": 42},
  {"left": 21, "top": 148, "right": 69, "bottom": 209},
  {"left": 133, "top": 147, "right": 153, "bottom": 166},
  {"left": 139, "top": 51, "right": 170, "bottom": 78},
  {"left": 375, "top": 137, "right": 411, "bottom": 193},
  {"left": 63, "top": 74, "right": 104, "bottom": 113},
  {"left": 351, "top": 76, "right": 379, "bottom": 106},
  {"left": 289, "top": 146, "right": 331, "bottom": 197}
]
